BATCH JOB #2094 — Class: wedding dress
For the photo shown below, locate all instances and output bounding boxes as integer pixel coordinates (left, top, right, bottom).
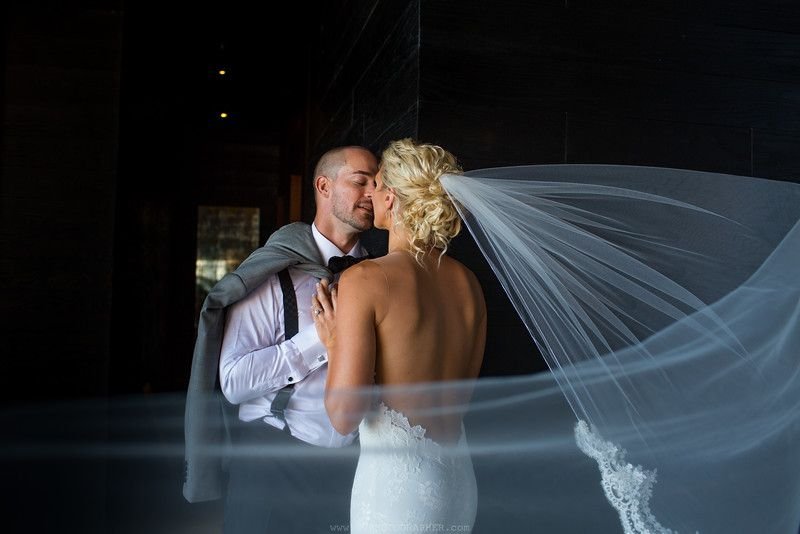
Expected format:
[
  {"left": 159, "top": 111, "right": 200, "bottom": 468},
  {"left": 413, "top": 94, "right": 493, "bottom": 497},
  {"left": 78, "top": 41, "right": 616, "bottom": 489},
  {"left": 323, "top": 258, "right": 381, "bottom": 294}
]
[{"left": 349, "top": 402, "right": 477, "bottom": 533}]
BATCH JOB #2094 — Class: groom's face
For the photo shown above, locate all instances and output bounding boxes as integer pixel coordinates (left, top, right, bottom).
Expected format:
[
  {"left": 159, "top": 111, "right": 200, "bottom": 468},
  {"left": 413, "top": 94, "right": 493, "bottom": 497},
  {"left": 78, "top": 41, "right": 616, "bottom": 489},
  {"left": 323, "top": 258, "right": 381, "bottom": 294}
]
[{"left": 330, "top": 149, "right": 378, "bottom": 232}]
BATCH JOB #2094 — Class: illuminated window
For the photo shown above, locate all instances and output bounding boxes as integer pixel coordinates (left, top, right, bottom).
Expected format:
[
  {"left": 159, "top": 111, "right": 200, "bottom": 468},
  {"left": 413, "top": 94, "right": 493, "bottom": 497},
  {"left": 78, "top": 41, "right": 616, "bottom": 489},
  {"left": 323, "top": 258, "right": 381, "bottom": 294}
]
[{"left": 195, "top": 206, "right": 260, "bottom": 320}]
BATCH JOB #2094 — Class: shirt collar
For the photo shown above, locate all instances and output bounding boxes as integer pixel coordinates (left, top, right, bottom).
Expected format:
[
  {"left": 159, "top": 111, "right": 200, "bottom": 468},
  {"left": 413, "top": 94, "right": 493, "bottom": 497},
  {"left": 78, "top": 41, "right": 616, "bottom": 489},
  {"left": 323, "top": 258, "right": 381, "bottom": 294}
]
[{"left": 311, "top": 223, "right": 366, "bottom": 264}]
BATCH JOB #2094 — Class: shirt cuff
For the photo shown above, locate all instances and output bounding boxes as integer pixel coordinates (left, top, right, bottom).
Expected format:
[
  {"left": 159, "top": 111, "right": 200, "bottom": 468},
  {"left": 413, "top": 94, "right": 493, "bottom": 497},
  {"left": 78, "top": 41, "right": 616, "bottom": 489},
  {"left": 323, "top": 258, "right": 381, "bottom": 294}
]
[{"left": 290, "top": 325, "right": 328, "bottom": 371}]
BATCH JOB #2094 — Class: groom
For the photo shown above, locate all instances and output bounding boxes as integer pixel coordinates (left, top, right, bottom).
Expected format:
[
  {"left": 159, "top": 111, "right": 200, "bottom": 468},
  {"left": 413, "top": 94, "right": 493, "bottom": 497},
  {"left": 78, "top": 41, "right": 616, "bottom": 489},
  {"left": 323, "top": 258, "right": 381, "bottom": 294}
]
[{"left": 183, "top": 145, "right": 379, "bottom": 533}]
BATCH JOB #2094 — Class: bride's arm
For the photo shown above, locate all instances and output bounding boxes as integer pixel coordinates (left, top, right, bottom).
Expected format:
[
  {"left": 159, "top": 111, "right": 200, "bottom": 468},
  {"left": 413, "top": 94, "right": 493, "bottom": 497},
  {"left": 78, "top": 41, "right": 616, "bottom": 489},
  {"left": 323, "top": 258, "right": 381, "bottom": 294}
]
[{"left": 313, "top": 261, "right": 385, "bottom": 435}]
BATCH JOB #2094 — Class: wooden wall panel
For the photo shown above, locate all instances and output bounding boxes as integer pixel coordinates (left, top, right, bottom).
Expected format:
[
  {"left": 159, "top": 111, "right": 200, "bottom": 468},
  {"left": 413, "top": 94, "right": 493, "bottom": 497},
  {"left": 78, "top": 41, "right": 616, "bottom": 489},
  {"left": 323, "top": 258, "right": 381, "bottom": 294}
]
[
  {"left": 420, "top": 102, "right": 565, "bottom": 168},
  {"left": 2, "top": 8, "right": 122, "bottom": 400},
  {"left": 753, "top": 130, "right": 800, "bottom": 181},
  {"left": 306, "top": 0, "right": 420, "bottom": 220},
  {"left": 418, "top": 0, "right": 800, "bottom": 376},
  {"left": 566, "top": 113, "right": 752, "bottom": 174}
]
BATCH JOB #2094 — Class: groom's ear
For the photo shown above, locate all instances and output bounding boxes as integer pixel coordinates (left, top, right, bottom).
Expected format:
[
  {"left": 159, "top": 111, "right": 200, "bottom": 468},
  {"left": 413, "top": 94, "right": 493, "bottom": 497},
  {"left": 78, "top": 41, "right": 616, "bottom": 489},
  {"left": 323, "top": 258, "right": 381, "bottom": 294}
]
[{"left": 315, "top": 175, "right": 331, "bottom": 198}]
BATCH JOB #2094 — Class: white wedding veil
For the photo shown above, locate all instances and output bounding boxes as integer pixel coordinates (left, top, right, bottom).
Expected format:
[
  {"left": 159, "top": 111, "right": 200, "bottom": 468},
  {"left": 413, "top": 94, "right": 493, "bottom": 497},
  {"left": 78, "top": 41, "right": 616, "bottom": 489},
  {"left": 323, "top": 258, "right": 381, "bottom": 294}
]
[{"left": 437, "top": 164, "right": 800, "bottom": 533}]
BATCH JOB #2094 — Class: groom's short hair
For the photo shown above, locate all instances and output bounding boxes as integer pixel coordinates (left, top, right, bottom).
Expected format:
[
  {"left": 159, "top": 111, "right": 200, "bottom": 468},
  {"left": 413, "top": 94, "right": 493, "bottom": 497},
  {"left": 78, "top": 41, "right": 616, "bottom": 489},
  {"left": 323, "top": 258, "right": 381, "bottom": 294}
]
[{"left": 313, "top": 145, "right": 370, "bottom": 181}]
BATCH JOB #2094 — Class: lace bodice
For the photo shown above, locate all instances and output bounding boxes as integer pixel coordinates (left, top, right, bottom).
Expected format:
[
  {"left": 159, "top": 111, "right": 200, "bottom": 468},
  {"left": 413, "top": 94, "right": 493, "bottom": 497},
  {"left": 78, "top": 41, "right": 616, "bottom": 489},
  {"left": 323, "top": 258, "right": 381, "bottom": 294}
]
[
  {"left": 349, "top": 402, "right": 477, "bottom": 533},
  {"left": 358, "top": 402, "right": 463, "bottom": 452}
]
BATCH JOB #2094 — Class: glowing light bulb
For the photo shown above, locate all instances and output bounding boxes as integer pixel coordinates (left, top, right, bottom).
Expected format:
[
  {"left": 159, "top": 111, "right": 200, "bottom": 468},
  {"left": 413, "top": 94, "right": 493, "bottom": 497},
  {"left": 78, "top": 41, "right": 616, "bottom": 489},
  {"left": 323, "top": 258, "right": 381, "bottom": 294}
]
[
  {"left": 218, "top": 69, "right": 226, "bottom": 76},
  {"left": 219, "top": 112, "right": 228, "bottom": 119}
]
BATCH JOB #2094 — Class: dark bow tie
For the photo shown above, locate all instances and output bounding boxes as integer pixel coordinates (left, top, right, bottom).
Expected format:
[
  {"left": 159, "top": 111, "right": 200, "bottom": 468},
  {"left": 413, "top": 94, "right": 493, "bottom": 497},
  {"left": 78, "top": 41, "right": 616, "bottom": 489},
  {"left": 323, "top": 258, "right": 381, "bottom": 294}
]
[{"left": 327, "top": 254, "right": 370, "bottom": 274}]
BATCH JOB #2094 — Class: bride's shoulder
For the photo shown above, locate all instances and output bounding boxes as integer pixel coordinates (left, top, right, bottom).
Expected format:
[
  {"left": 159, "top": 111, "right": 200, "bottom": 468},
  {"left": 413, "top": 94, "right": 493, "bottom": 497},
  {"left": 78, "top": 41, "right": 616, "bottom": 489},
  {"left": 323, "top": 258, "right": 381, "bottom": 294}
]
[
  {"left": 440, "top": 256, "right": 486, "bottom": 307},
  {"left": 441, "top": 255, "right": 480, "bottom": 285},
  {"left": 337, "top": 259, "right": 390, "bottom": 295}
]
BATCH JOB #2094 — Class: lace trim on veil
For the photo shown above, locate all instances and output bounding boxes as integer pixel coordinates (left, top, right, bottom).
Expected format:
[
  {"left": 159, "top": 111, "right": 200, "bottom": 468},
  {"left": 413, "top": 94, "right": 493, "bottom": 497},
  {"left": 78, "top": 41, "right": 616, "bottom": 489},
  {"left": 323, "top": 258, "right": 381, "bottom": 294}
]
[{"left": 575, "top": 421, "right": 677, "bottom": 534}]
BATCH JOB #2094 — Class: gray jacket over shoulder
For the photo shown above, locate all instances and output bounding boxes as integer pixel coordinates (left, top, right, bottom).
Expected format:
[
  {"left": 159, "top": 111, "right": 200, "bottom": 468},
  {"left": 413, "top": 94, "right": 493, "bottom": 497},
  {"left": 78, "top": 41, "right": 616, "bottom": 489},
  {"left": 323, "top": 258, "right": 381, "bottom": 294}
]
[{"left": 183, "top": 222, "right": 332, "bottom": 503}]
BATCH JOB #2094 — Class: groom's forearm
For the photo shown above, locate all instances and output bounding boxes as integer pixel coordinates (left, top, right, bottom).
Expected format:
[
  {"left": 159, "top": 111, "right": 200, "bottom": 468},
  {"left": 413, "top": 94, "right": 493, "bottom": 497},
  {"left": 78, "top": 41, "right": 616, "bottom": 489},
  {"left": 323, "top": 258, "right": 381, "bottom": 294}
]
[{"left": 219, "top": 326, "right": 325, "bottom": 404}]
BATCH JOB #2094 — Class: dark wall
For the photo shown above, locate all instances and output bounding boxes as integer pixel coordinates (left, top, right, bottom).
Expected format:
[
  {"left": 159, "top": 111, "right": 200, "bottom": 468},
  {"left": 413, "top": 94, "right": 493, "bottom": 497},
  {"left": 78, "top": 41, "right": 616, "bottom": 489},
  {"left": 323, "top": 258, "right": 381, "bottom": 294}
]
[
  {"left": 6, "top": 0, "right": 799, "bottom": 395},
  {"left": 2, "top": 3, "right": 123, "bottom": 401},
  {"left": 1, "top": 3, "right": 123, "bottom": 532},
  {"left": 305, "top": 0, "right": 421, "bottom": 222},
  {"left": 417, "top": 0, "right": 800, "bottom": 375},
  {"left": 421, "top": 1, "right": 800, "bottom": 176},
  {"left": 110, "top": 2, "right": 308, "bottom": 395}
]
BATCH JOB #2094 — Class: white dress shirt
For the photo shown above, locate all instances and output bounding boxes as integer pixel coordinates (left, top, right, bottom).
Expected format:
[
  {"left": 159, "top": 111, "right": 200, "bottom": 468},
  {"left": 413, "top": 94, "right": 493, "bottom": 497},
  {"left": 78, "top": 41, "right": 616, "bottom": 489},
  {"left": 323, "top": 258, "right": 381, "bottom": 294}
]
[{"left": 219, "top": 224, "right": 365, "bottom": 447}]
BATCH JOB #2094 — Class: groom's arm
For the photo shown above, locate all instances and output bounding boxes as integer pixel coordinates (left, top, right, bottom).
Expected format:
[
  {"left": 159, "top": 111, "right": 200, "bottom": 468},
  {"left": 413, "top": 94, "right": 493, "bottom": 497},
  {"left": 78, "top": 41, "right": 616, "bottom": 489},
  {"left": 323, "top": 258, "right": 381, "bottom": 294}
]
[{"left": 219, "top": 275, "right": 327, "bottom": 405}]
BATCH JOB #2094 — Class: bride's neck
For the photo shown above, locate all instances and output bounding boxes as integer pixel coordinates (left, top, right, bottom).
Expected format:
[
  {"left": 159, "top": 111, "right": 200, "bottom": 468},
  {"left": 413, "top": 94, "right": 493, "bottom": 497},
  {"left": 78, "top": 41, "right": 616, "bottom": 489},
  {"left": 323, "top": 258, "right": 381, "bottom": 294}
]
[
  {"left": 386, "top": 226, "right": 443, "bottom": 263},
  {"left": 387, "top": 225, "right": 413, "bottom": 254}
]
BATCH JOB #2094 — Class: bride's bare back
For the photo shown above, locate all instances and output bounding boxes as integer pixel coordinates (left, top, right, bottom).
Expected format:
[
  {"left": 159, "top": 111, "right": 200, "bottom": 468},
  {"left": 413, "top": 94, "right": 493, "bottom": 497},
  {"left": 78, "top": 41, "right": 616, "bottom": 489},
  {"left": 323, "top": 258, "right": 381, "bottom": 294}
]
[
  {"left": 375, "top": 252, "right": 486, "bottom": 441},
  {"left": 368, "top": 251, "right": 486, "bottom": 442},
  {"left": 323, "top": 250, "right": 486, "bottom": 443}
]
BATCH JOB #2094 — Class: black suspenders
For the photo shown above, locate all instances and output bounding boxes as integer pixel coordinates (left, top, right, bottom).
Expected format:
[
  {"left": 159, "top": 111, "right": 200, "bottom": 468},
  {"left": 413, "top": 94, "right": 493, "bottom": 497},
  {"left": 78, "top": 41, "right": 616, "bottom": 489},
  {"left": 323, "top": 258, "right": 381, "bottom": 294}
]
[{"left": 271, "top": 268, "right": 299, "bottom": 436}]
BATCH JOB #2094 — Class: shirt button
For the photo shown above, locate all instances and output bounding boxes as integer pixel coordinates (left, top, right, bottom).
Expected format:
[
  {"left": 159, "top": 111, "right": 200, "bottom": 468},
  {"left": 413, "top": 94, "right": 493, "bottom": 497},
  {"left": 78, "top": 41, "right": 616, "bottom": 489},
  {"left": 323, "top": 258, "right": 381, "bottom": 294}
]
[
  {"left": 317, "top": 356, "right": 325, "bottom": 362},
  {"left": 288, "top": 376, "right": 294, "bottom": 382}
]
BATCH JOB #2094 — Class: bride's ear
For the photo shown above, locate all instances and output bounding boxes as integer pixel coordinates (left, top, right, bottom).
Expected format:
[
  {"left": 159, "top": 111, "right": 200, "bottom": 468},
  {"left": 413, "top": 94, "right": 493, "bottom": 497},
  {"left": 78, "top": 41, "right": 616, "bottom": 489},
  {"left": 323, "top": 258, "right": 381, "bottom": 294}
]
[{"left": 384, "top": 189, "right": 395, "bottom": 211}]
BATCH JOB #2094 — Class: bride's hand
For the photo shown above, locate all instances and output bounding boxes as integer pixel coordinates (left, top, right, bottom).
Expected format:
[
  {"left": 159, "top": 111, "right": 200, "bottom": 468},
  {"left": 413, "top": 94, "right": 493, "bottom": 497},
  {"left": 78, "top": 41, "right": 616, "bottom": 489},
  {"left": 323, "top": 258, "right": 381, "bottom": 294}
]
[{"left": 311, "top": 279, "right": 338, "bottom": 348}]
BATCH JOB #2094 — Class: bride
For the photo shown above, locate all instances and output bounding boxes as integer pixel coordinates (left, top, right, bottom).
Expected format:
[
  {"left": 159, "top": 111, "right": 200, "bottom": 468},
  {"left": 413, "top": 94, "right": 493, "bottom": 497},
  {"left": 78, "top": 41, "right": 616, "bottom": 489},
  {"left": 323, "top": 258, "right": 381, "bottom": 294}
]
[
  {"left": 311, "top": 138, "right": 485, "bottom": 532},
  {"left": 310, "top": 137, "right": 800, "bottom": 533}
]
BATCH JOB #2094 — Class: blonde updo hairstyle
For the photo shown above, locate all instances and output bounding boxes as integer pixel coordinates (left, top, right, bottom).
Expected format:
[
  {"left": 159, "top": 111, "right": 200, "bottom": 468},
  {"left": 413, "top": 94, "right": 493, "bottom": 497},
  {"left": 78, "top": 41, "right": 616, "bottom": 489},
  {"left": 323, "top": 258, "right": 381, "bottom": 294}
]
[{"left": 380, "top": 138, "right": 463, "bottom": 265}]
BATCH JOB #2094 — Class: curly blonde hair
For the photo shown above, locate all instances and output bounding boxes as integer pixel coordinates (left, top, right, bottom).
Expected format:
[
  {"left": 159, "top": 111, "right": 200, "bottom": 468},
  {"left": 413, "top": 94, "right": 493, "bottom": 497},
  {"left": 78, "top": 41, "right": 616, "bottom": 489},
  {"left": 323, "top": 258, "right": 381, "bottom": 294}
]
[{"left": 380, "top": 138, "right": 463, "bottom": 265}]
